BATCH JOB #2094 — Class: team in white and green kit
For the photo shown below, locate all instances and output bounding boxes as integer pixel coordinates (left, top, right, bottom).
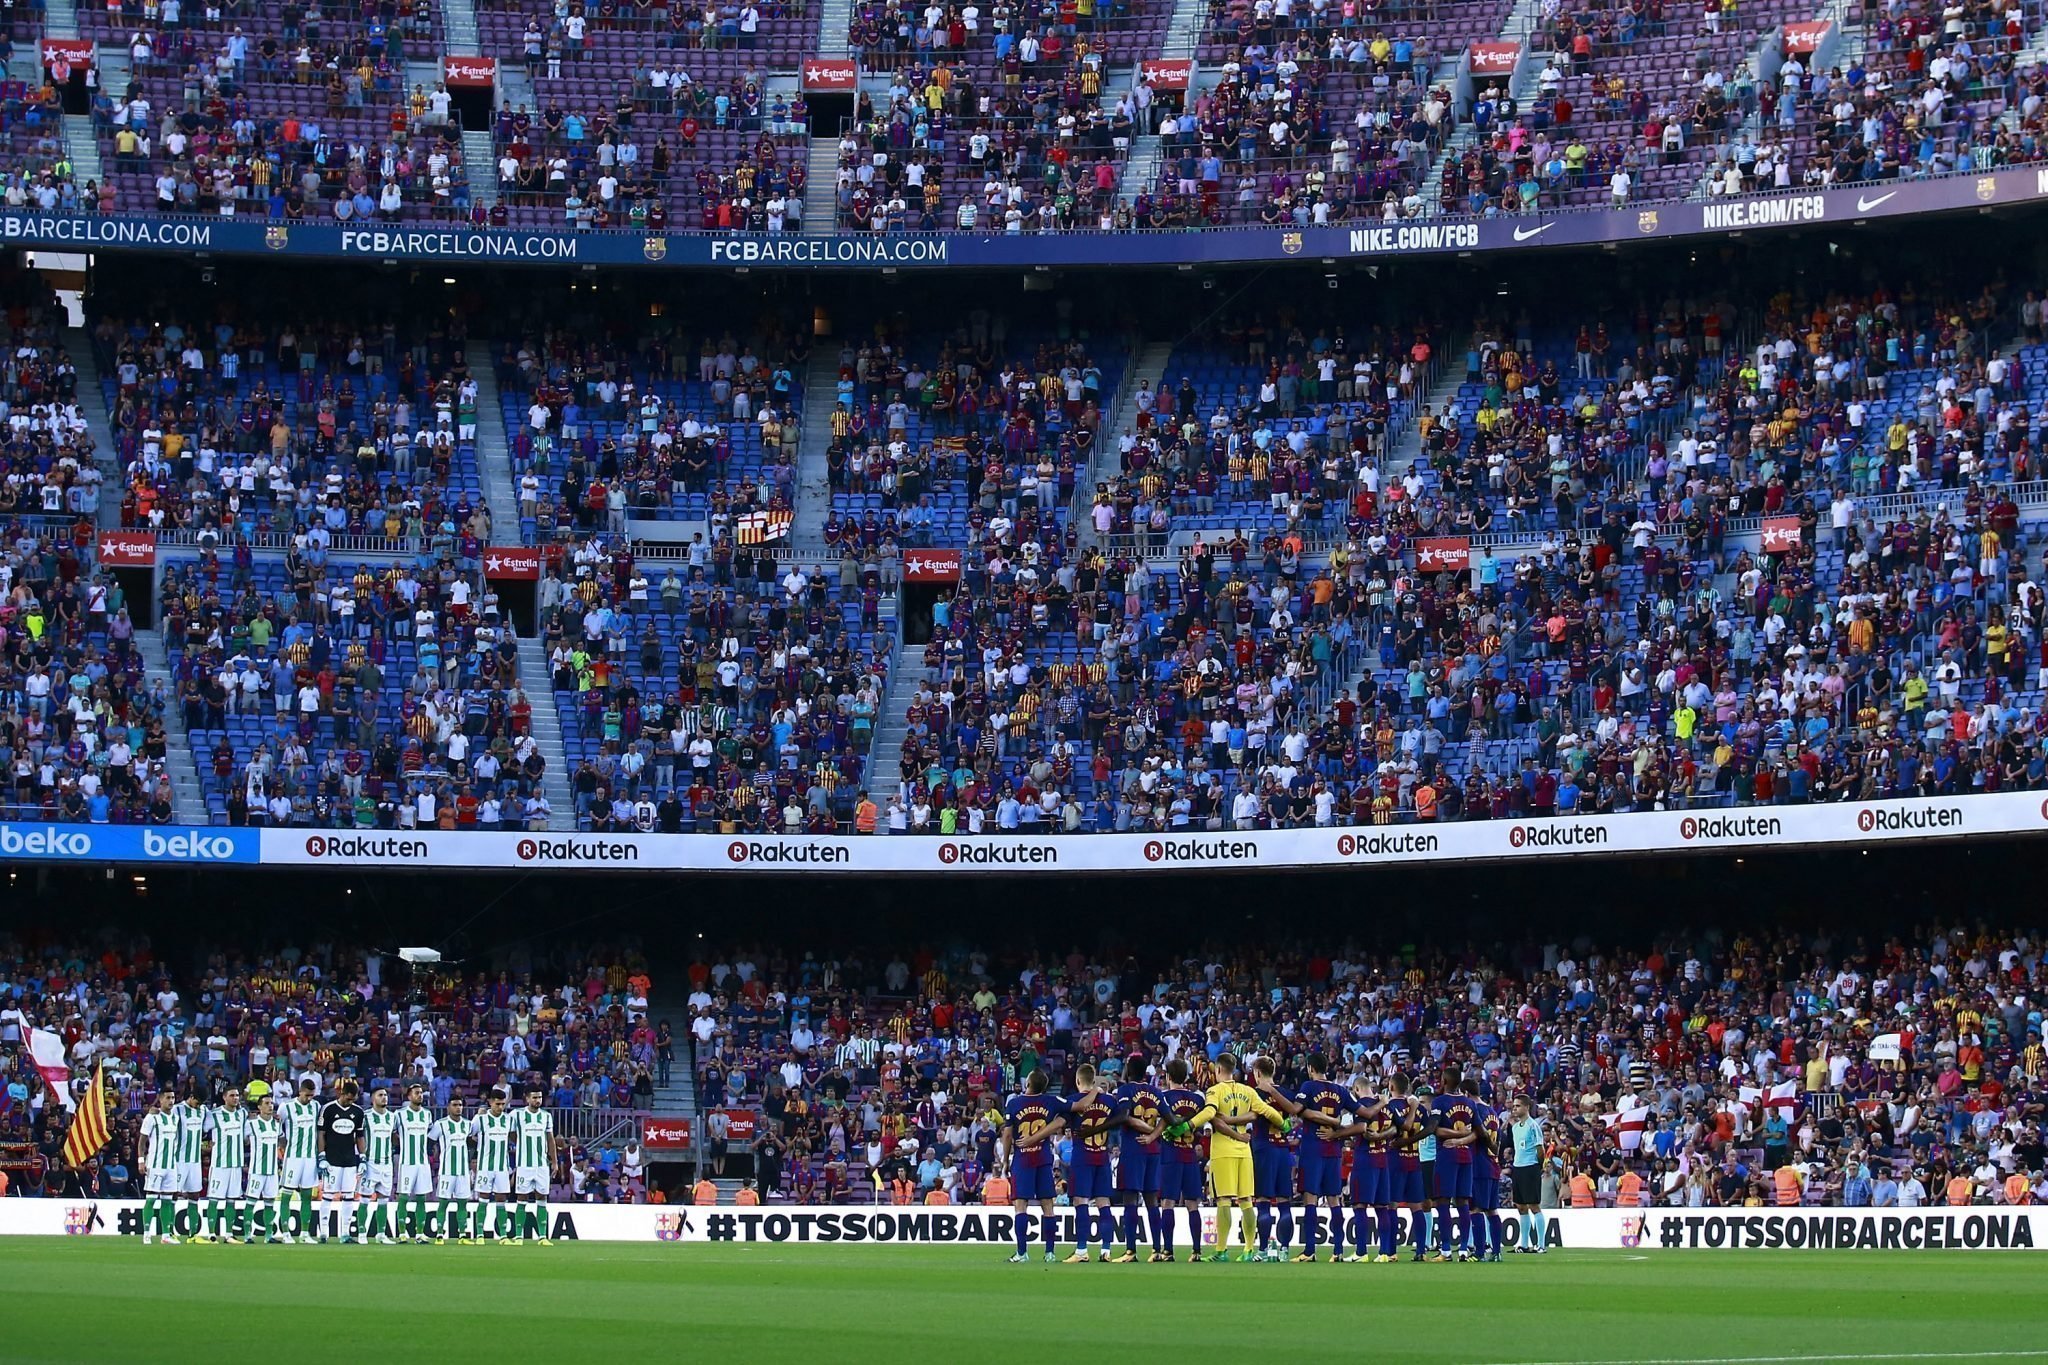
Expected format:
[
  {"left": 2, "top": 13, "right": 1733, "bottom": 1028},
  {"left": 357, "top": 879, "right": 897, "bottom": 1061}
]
[{"left": 136, "top": 1081, "right": 560, "bottom": 1245}]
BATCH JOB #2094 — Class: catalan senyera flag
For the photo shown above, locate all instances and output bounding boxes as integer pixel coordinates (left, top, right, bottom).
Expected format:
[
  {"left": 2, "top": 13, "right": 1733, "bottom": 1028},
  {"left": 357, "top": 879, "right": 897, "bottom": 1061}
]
[
  {"left": 62, "top": 1060, "right": 111, "bottom": 1167},
  {"left": 735, "top": 509, "right": 792, "bottom": 546}
]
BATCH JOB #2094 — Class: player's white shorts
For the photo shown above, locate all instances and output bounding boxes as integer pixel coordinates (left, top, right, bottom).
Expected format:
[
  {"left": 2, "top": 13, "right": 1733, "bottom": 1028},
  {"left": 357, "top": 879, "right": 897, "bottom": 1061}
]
[
  {"left": 476, "top": 1171, "right": 510, "bottom": 1196},
  {"left": 208, "top": 1168, "right": 245, "bottom": 1200},
  {"left": 399, "top": 1166, "right": 433, "bottom": 1197},
  {"left": 324, "top": 1166, "right": 361, "bottom": 1196},
  {"left": 177, "top": 1162, "right": 204, "bottom": 1194},
  {"left": 515, "top": 1169, "right": 549, "bottom": 1196},
  {"left": 248, "top": 1173, "right": 280, "bottom": 1200},
  {"left": 362, "top": 1165, "right": 394, "bottom": 1198},
  {"left": 284, "top": 1157, "right": 320, "bottom": 1190},
  {"left": 144, "top": 1168, "right": 180, "bottom": 1194},
  {"left": 437, "top": 1173, "right": 474, "bottom": 1201}
]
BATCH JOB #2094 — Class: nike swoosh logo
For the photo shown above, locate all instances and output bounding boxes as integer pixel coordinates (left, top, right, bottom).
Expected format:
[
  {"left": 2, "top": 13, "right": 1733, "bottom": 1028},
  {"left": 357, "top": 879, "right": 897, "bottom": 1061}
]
[
  {"left": 1855, "top": 192, "right": 1898, "bottom": 212},
  {"left": 1512, "top": 223, "right": 1554, "bottom": 242}
]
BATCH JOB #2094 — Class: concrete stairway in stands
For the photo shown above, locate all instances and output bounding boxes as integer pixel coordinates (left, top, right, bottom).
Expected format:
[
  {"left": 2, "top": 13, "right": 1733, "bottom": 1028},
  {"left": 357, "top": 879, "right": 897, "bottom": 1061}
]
[
  {"left": 514, "top": 636, "right": 575, "bottom": 829},
  {"left": 442, "top": 0, "right": 481, "bottom": 54},
  {"left": 816, "top": 0, "right": 852, "bottom": 56},
  {"left": 62, "top": 328, "right": 122, "bottom": 529},
  {"left": 61, "top": 114, "right": 102, "bottom": 192},
  {"left": 864, "top": 646, "right": 922, "bottom": 807},
  {"left": 132, "top": 631, "right": 208, "bottom": 823},
  {"left": 802, "top": 137, "right": 841, "bottom": 234},
  {"left": 1072, "top": 339, "right": 1173, "bottom": 551},
  {"left": 461, "top": 128, "right": 498, "bottom": 208},
  {"left": 467, "top": 340, "right": 521, "bottom": 542},
  {"left": 790, "top": 347, "right": 842, "bottom": 551},
  {"left": 1376, "top": 342, "right": 1469, "bottom": 484}
]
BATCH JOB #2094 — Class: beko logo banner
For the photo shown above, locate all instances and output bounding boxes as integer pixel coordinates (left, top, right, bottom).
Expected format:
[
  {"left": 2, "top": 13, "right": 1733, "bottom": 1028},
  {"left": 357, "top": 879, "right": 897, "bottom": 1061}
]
[{"left": 0, "top": 825, "right": 257, "bottom": 863}]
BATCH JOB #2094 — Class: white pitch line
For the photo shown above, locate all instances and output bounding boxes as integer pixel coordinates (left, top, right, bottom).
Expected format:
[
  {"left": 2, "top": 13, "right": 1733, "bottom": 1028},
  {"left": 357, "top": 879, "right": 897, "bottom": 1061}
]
[{"left": 1476, "top": 1353, "right": 2048, "bottom": 1365}]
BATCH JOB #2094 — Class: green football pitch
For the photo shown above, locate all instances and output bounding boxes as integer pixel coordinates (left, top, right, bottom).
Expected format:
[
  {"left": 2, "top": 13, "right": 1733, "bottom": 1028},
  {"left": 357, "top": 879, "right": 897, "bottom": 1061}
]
[{"left": 3, "top": 1241, "right": 2045, "bottom": 1364}]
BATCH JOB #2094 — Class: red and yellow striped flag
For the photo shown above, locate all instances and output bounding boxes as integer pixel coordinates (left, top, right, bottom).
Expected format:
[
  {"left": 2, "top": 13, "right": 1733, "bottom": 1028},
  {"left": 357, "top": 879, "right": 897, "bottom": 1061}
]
[{"left": 62, "top": 1060, "right": 111, "bottom": 1167}]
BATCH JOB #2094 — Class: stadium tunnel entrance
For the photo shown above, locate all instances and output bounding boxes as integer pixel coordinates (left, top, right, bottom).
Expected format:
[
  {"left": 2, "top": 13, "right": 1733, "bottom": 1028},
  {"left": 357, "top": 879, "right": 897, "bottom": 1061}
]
[
  {"left": 807, "top": 93, "right": 852, "bottom": 138},
  {"left": 496, "top": 575, "right": 539, "bottom": 638},
  {"left": 449, "top": 83, "right": 494, "bottom": 135},
  {"left": 111, "top": 566, "right": 155, "bottom": 629},
  {"left": 899, "top": 579, "right": 945, "bottom": 645}
]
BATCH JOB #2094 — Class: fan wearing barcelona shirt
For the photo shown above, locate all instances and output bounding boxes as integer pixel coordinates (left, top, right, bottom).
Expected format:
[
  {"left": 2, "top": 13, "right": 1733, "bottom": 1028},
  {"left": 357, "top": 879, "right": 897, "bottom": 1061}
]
[{"left": 1001, "top": 1071, "right": 1070, "bottom": 1264}]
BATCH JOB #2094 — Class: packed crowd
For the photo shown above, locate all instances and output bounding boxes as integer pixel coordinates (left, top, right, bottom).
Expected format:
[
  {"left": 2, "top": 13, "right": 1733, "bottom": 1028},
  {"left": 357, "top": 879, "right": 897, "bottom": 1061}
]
[
  {"left": 487, "top": 92, "right": 807, "bottom": 231},
  {"left": 820, "top": 314, "right": 1115, "bottom": 553},
  {"left": 93, "top": 18, "right": 472, "bottom": 222},
  {"left": 0, "top": 935, "right": 662, "bottom": 1202},
  {"left": 532, "top": 535, "right": 894, "bottom": 832},
  {"left": 156, "top": 544, "right": 562, "bottom": 827},
  {"left": 826, "top": 284, "right": 2048, "bottom": 833},
  {"left": 95, "top": 308, "right": 490, "bottom": 548},
  {"left": 0, "top": 281, "right": 100, "bottom": 524},
  {"left": 39, "top": 0, "right": 2048, "bottom": 235},
  {"left": 0, "top": 520, "right": 178, "bottom": 824},
  {"left": 831, "top": 55, "right": 1137, "bottom": 233},
  {"left": 1144, "top": 38, "right": 1454, "bottom": 227},
  {"left": 677, "top": 922, "right": 2048, "bottom": 1209}
]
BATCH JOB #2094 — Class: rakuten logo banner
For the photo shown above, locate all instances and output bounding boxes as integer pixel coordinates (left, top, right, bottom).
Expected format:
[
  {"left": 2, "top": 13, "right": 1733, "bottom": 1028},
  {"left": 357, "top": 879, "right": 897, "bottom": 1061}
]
[
  {"left": 1334, "top": 830, "right": 1440, "bottom": 859},
  {"left": 1141, "top": 837, "right": 1260, "bottom": 864},
  {"left": 1679, "top": 814, "right": 1783, "bottom": 842},
  {"left": 1857, "top": 806, "right": 1964, "bottom": 834},
  {"left": 725, "top": 840, "right": 852, "bottom": 866},
  {"left": 301, "top": 834, "right": 432, "bottom": 861},
  {"left": 517, "top": 837, "right": 642, "bottom": 865},
  {"left": 937, "top": 842, "right": 1059, "bottom": 866},
  {"left": 1507, "top": 823, "right": 1610, "bottom": 849}
]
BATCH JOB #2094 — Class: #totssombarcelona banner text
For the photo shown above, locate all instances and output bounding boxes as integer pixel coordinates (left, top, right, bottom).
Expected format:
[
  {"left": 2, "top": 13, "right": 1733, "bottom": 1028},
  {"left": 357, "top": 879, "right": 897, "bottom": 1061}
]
[{"left": 2, "top": 1202, "right": 2046, "bottom": 1251}]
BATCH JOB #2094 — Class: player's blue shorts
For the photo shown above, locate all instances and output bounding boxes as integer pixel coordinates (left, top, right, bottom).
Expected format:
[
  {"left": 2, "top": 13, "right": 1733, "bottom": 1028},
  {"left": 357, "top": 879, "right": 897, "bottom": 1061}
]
[
  {"left": 1350, "top": 1155, "right": 1389, "bottom": 1206},
  {"left": 1433, "top": 1158, "right": 1473, "bottom": 1202},
  {"left": 1392, "top": 1158, "right": 1425, "bottom": 1205},
  {"left": 1299, "top": 1151, "right": 1342, "bottom": 1199},
  {"left": 1472, "top": 1165, "right": 1500, "bottom": 1211},
  {"left": 1253, "top": 1146, "right": 1296, "bottom": 1200},
  {"left": 1164, "top": 1157, "right": 1206, "bottom": 1202},
  {"left": 1117, "top": 1151, "right": 1160, "bottom": 1196},
  {"left": 1011, "top": 1162, "right": 1056, "bottom": 1203},
  {"left": 1069, "top": 1161, "right": 1113, "bottom": 1201},
  {"left": 1012, "top": 1162, "right": 1055, "bottom": 1202}
]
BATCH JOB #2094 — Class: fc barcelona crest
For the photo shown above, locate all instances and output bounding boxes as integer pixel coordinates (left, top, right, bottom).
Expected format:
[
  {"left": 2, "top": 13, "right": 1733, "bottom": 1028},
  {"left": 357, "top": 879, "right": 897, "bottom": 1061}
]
[
  {"left": 643, "top": 236, "right": 668, "bottom": 261},
  {"left": 1280, "top": 230, "right": 1303, "bottom": 255},
  {"left": 1977, "top": 177, "right": 1998, "bottom": 202},
  {"left": 1636, "top": 210, "right": 1659, "bottom": 234},
  {"left": 264, "top": 226, "right": 290, "bottom": 250}
]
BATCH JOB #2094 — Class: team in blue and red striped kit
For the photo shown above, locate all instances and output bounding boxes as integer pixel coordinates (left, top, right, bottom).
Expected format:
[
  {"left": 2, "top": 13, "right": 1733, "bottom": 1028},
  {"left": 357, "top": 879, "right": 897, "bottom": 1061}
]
[{"left": 998, "top": 1059, "right": 1514, "bottom": 1264}]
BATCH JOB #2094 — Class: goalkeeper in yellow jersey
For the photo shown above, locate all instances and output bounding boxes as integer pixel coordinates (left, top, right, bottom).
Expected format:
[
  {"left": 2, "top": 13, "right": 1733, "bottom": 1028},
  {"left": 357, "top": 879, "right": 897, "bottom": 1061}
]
[{"left": 1166, "top": 1053, "right": 1292, "bottom": 1262}]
